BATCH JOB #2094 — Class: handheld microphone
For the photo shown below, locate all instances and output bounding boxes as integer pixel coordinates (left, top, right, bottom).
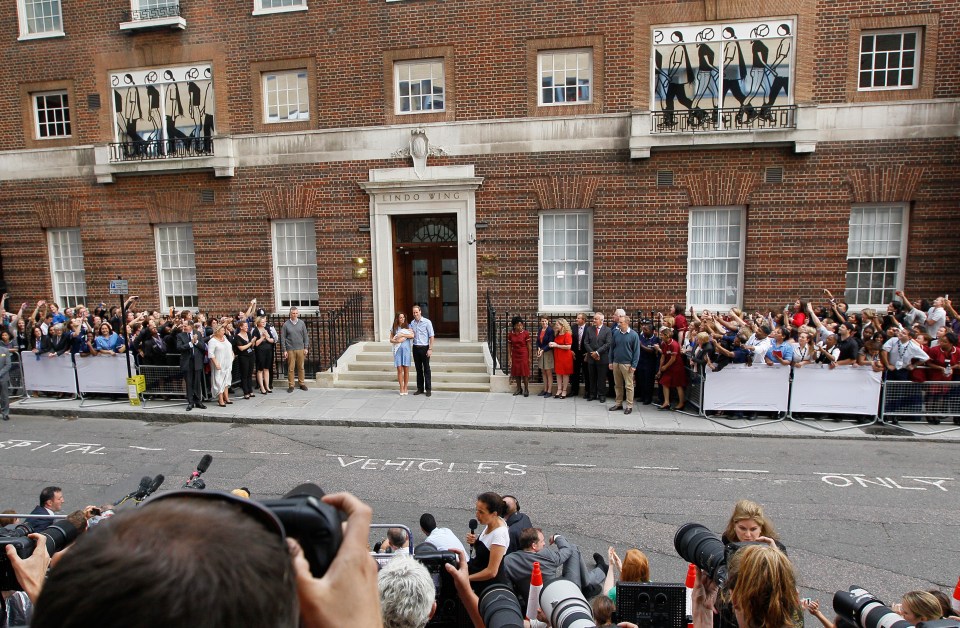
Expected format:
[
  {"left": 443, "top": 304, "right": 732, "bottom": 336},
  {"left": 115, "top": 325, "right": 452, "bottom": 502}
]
[
  {"left": 196, "top": 454, "right": 212, "bottom": 474},
  {"left": 468, "top": 518, "right": 478, "bottom": 557},
  {"left": 144, "top": 474, "right": 164, "bottom": 498}
]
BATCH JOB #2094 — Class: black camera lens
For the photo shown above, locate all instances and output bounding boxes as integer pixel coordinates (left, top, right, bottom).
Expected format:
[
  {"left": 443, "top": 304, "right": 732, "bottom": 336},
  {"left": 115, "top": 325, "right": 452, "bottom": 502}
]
[
  {"left": 674, "top": 523, "right": 728, "bottom": 587},
  {"left": 478, "top": 584, "right": 525, "bottom": 628},
  {"left": 833, "top": 587, "right": 913, "bottom": 628}
]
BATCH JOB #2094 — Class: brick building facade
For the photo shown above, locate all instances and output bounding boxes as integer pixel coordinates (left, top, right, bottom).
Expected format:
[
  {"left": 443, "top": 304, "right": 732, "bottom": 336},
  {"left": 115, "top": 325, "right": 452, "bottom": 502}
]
[{"left": 0, "top": 0, "right": 957, "bottom": 342}]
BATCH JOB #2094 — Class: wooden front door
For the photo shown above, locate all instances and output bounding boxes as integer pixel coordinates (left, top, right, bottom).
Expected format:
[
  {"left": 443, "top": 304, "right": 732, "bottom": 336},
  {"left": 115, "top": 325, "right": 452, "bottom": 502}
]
[{"left": 392, "top": 214, "right": 460, "bottom": 338}]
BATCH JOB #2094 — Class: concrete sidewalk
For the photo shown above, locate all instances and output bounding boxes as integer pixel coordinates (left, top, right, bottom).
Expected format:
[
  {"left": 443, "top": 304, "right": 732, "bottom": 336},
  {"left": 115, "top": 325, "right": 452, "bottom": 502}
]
[{"left": 9, "top": 387, "right": 960, "bottom": 442}]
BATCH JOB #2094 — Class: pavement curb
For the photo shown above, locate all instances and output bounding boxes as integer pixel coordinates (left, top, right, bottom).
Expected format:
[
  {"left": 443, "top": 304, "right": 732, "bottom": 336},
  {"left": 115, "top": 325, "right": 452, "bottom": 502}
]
[{"left": 9, "top": 406, "right": 959, "bottom": 444}]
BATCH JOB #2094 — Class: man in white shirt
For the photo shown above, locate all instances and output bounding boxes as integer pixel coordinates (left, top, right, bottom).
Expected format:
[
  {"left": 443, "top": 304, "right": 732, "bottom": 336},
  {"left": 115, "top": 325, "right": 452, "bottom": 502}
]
[
  {"left": 925, "top": 297, "right": 947, "bottom": 345},
  {"left": 882, "top": 327, "right": 929, "bottom": 380},
  {"left": 745, "top": 325, "right": 773, "bottom": 363},
  {"left": 419, "top": 513, "right": 468, "bottom": 559}
]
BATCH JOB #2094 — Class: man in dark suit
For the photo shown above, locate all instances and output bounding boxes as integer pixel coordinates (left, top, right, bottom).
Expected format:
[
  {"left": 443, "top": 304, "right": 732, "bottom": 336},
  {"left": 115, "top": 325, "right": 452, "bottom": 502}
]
[
  {"left": 176, "top": 321, "right": 207, "bottom": 411},
  {"left": 570, "top": 313, "right": 589, "bottom": 398},
  {"left": 582, "top": 311, "right": 612, "bottom": 402},
  {"left": 502, "top": 495, "right": 533, "bottom": 554},
  {"left": 25, "top": 486, "right": 63, "bottom": 532}
]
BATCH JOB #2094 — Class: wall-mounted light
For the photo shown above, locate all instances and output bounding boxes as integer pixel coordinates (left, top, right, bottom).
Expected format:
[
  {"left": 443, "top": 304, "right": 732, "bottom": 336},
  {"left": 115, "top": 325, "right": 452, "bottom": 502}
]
[
  {"left": 475, "top": 221, "right": 489, "bottom": 230},
  {"left": 358, "top": 225, "right": 371, "bottom": 233},
  {"left": 352, "top": 256, "right": 368, "bottom": 279}
]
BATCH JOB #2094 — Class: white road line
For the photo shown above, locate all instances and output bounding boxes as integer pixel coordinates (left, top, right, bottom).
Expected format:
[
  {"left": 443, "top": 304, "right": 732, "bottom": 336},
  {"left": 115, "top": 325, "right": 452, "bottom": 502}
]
[
  {"left": 553, "top": 463, "right": 595, "bottom": 468},
  {"left": 717, "top": 468, "right": 769, "bottom": 474},
  {"left": 129, "top": 446, "right": 165, "bottom": 451},
  {"left": 250, "top": 451, "right": 290, "bottom": 455},
  {"left": 634, "top": 466, "right": 680, "bottom": 470},
  {"left": 902, "top": 476, "right": 954, "bottom": 480},
  {"left": 814, "top": 472, "right": 864, "bottom": 476},
  {"left": 325, "top": 454, "right": 368, "bottom": 458},
  {"left": 474, "top": 460, "right": 518, "bottom": 464},
  {"left": 189, "top": 449, "right": 223, "bottom": 453}
]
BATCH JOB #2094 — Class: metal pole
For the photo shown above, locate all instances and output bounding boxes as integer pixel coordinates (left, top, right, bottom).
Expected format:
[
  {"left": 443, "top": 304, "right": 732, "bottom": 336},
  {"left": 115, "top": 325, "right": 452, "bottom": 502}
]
[{"left": 118, "top": 275, "right": 132, "bottom": 379}]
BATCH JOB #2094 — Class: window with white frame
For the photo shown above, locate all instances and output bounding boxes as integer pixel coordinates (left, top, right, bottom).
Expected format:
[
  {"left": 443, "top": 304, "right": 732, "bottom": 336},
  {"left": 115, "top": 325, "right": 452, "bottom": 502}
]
[
  {"left": 845, "top": 204, "right": 907, "bottom": 308},
  {"left": 130, "top": 0, "right": 180, "bottom": 18},
  {"left": 253, "top": 0, "right": 306, "bottom": 14},
  {"left": 263, "top": 70, "right": 310, "bottom": 123},
  {"left": 538, "top": 49, "right": 592, "bottom": 105},
  {"left": 539, "top": 212, "right": 592, "bottom": 310},
  {"left": 687, "top": 207, "right": 744, "bottom": 310},
  {"left": 272, "top": 220, "right": 318, "bottom": 309},
  {"left": 858, "top": 29, "right": 920, "bottom": 90},
  {"left": 395, "top": 59, "right": 445, "bottom": 114},
  {"left": 47, "top": 229, "right": 86, "bottom": 309},
  {"left": 155, "top": 225, "right": 198, "bottom": 310},
  {"left": 18, "top": 0, "right": 63, "bottom": 38},
  {"left": 33, "top": 91, "right": 71, "bottom": 140}
]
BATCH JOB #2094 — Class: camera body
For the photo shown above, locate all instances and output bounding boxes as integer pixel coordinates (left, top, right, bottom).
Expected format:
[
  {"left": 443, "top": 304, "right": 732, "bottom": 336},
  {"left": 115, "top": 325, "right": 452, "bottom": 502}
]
[
  {"left": 417, "top": 550, "right": 472, "bottom": 628},
  {"left": 0, "top": 520, "right": 79, "bottom": 590},
  {"left": 261, "top": 487, "right": 344, "bottom": 579}
]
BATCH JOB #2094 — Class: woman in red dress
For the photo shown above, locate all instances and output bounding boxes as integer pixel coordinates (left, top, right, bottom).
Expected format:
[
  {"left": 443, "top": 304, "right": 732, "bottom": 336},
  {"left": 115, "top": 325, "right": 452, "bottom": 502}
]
[
  {"left": 550, "top": 318, "right": 574, "bottom": 399},
  {"left": 508, "top": 316, "right": 531, "bottom": 396},
  {"left": 657, "top": 326, "right": 688, "bottom": 410}
]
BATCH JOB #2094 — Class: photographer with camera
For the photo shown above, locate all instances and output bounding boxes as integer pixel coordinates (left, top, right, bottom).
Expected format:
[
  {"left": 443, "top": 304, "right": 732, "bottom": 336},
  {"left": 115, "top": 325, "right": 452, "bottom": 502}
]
[
  {"left": 691, "top": 544, "right": 800, "bottom": 628},
  {"left": 26, "top": 490, "right": 385, "bottom": 628}
]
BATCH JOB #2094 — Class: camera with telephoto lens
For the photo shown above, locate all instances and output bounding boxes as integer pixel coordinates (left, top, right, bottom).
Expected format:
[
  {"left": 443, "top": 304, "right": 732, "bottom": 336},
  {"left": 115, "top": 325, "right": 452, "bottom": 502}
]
[
  {"left": 833, "top": 586, "right": 960, "bottom": 628},
  {"left": 540, "top": 579, "right": 597, "bottom": 628},
  {"left": 0, "top": 520, "right": 80, "bottom": 590},
  {"left": 673, "top": 522, "right": 767, "bottom": 589},
  {"left": 417, "top": 549, "right": 472, "bottom": 628}
]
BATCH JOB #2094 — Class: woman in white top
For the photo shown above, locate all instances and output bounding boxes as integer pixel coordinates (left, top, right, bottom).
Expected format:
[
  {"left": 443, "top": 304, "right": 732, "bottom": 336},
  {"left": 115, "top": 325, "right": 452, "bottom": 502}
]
[
  {"left": 466, "top": 491, "right": 509, "bottom": 594},
  {"left": 791, "top": 331, "right": 815, "bottom": 367},
  {"left": 207, "top": 324, "right": 234, "bottom": 407}
]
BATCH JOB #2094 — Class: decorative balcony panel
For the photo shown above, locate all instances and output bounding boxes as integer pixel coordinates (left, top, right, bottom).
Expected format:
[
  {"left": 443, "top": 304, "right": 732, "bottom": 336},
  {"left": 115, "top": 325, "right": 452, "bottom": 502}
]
[
  {"left": 94, "top": 136, "right": 235, "bottom": 184},
  {"left": 120, "top": 2, "right": 186, "bottom": 31},
  {"left": 650, "top": 105, "right": 797, "bottom": 134}
]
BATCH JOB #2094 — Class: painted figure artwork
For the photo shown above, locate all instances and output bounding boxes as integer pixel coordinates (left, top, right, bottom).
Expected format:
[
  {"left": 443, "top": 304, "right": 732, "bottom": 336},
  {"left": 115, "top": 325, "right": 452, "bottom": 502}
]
[
  {"left": 111, "top": 64, "right": 215, "bottom": 158},
  {"left": 652, "top": 19, "right": 794, "bottom": 130}
]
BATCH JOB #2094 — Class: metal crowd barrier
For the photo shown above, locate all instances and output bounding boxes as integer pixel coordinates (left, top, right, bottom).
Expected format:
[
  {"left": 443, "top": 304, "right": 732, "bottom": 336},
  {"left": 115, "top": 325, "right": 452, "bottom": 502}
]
[
  {"left": 9, "top": 352, "right": 25, "bottom": 400},
  {"left": 700, "top": 363, "right": 790, "bottom": 430},
  {"left": 139, "top": 364, "right": 190, "bottom": 408},
  {"left": 680, "top": 365, "right": 704, "bottom": 417},
  {"left": 880, "top": 380, "right": 960, "bottom": 435}
]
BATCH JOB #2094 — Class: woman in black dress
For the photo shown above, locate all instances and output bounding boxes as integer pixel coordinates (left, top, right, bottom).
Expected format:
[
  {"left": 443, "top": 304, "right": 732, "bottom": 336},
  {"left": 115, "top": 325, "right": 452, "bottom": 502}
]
[
  {"left": 233, "top": 319, "right": 257, "bottom": 399},
  {"left": 252, "top": 315, "right": 276, "bottom": 394}
]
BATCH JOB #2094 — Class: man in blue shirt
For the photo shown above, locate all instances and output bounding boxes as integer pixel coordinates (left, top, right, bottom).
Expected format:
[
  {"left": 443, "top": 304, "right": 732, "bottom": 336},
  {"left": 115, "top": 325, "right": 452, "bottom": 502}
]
[
  {"left": 409, "top": 305, "right": 435, "bottom": 397},
  {"left": 609, "top": 315, "right": 641, "bottom": 415}
]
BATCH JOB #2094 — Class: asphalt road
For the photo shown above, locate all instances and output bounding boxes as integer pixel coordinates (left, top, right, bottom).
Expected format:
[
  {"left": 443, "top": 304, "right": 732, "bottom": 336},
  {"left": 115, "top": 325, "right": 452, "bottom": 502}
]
[{"left": 1, "top": 414, "right": 958, "bottom": 620}]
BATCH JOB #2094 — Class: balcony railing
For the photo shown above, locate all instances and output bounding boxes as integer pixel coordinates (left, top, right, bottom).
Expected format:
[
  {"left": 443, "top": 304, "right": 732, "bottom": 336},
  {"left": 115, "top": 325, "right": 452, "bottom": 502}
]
[
  {"left": 122, "top": 3, "right": 182, "bottom": 22},
  {"left": 108, "top": 138, "right": 213, "bottom": 163},
  {"left": 650, "top": 104, "right": 797, "bottom": 134}
]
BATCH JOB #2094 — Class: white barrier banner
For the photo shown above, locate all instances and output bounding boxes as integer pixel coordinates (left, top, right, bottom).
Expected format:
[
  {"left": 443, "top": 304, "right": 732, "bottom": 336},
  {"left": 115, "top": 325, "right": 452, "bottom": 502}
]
[
  {"left": 703, "top": 363, "right": 790, "bottom": 412},
  {"left": 20, "top": 353, "right": 77, "bottom": 394},
  {"left": 790, "top": 364, "right": 882, "bottom": 415},
  {"left": 75, "top": 354, "right": 130, "bottom": 395}
]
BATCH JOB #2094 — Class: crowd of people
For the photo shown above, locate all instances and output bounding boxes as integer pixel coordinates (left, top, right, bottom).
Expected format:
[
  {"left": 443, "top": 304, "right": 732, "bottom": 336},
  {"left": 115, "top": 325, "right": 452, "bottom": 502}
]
[
  {"left": 0, "top": 295, "right": 321, "bottom": 411},
  {"left": 506, "top": 289, "right": 960, "bottom": 423},
  {"left": 3, "top": 486, "right": 957, "bottom": 628}
]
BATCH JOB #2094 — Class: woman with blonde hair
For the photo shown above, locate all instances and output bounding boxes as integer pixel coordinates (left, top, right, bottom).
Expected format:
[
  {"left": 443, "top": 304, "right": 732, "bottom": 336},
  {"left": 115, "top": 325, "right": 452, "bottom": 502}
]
[
  {"left": 897, "top": 591, "right": 945, "bottom": 624},
  {"left": 722, "top": 499, "right": 781, "bottom": 548},
  {"left": 601, "top": 547, "right": 650, "bottom": 603},
  {"left": 550, "top": 318, "right": 574, "bottom": 399},
  {"left": 692, "top": 545, "right": 800, "bottom": 628}
]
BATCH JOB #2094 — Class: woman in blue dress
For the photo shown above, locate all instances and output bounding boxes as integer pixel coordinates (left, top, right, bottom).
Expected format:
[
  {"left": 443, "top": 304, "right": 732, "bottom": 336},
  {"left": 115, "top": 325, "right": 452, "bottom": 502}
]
[{"left": 390, "top": 312, "right": 414, "bottom": 395}]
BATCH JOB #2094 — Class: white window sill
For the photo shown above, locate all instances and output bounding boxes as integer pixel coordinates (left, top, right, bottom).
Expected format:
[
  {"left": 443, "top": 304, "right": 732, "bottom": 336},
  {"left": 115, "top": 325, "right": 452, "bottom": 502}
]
[
  {"left": 264, "top": 118, "right": 311, "bottom": 124},
  {"left": 119, "top": 15, "right": 186, "bottom": 31},
  {"left": 252, "top": 5, "right": 307, "bottom": 16},
  {"left": 18, "top": 31, "right": 65, "bottom": 41},
  {"left": 538, "top": 101, "right": 594, "bottom": 107}
]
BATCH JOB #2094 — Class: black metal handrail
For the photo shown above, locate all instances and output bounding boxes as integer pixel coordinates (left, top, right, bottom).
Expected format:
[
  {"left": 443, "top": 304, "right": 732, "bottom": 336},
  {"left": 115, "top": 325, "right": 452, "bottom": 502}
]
[
  {"left": 267, "top": 292, "right": 365, "bottom": 378},
  {"left": 651, "top": 104, "right": 797, "bottom": 134},
  {"left": 108, "top": 138, "right": 213, "bottom": 163},
  {"left": 123, "top": 3, "right": 182, "bottom": 22}
]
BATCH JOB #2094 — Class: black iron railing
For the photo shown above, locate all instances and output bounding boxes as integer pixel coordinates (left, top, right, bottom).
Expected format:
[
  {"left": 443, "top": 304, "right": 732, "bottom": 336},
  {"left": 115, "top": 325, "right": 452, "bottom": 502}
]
[
  {"left": 267, "top": 292, "right": 365, "bottom": 378},
  {"left": 650, "top": 104, "right": 796, "bottom": 134},
  {"left": 123, "top": 3, "right": 182, "bottom": 22},
  {"left": 108, "top": 138, "right": 213, "bottom": 163}
]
